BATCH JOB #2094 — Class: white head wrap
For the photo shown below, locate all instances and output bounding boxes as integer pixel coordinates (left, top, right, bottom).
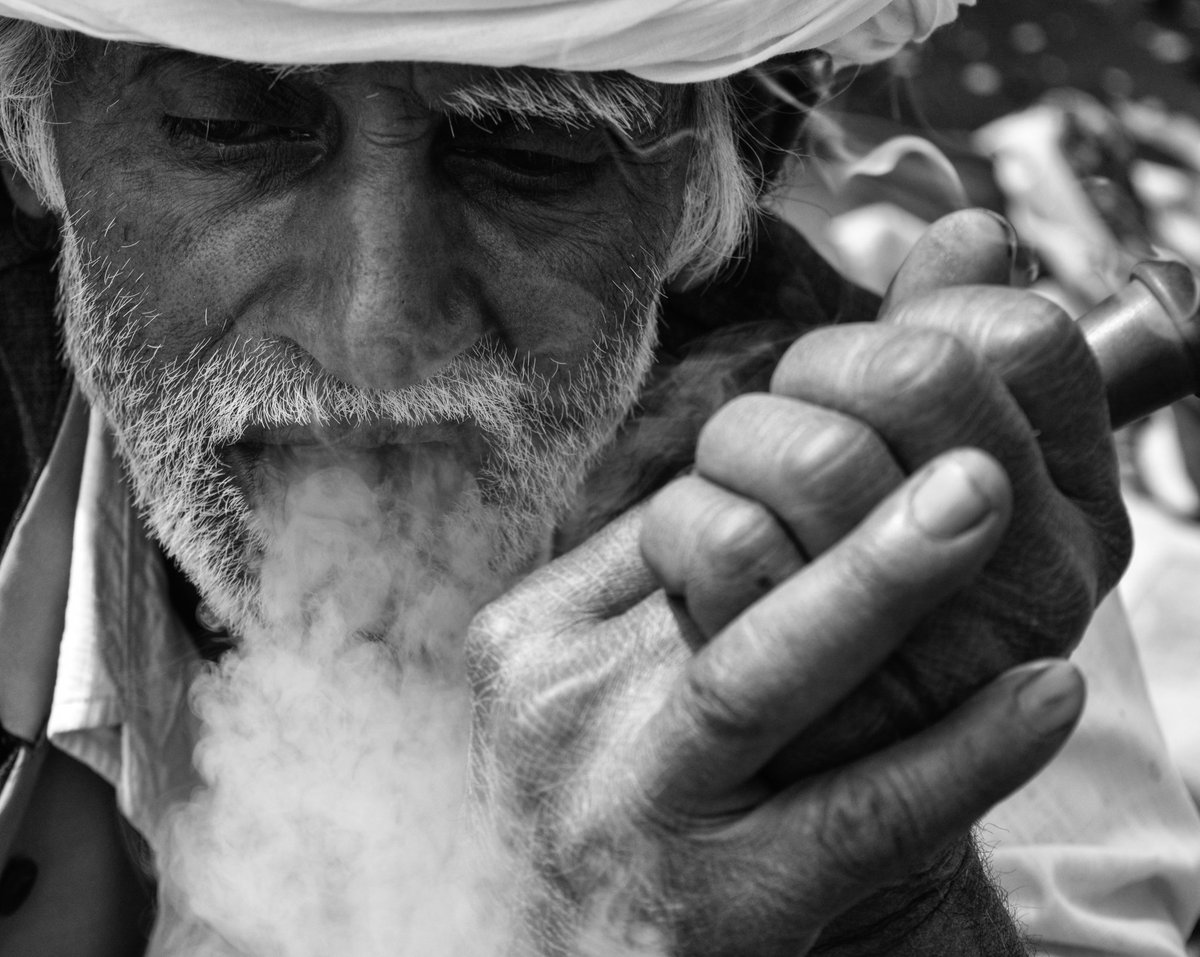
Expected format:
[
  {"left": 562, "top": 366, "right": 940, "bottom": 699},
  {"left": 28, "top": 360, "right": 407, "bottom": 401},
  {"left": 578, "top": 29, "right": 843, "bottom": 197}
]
[{"left": 0, "top": 0, "right": 971, "bottom": 81}]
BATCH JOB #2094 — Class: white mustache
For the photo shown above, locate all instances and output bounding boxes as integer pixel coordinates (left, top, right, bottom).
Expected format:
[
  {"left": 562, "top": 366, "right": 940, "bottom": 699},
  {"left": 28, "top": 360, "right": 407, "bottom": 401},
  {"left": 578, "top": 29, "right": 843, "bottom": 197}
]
[{"left": 153, "top": 337, "right": 547, "bottom": 450}]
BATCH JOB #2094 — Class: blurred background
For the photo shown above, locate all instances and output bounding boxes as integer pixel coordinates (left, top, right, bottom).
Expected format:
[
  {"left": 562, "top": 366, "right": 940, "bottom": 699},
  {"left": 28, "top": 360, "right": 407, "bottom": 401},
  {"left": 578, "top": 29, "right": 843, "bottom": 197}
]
[{"left": 773, "top": 0, "right": 1200, "bottom": 825}]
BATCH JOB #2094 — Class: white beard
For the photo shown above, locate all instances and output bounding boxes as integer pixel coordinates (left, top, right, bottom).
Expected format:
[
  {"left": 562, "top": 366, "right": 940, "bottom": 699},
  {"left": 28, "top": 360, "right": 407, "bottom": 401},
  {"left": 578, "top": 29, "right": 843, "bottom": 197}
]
[
  {"left": 56, "top": 216, "right": 664, "bottom": 956},
  {"left": 58, "top": 219, "right": 658, "bottom": 636}
]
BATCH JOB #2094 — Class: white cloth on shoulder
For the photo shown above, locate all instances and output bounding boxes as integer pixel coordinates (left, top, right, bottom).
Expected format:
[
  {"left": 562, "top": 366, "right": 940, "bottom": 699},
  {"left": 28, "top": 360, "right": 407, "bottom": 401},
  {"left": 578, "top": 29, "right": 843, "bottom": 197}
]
[{"left": 0, "top": 0, "right": 970, "bottom": 79}]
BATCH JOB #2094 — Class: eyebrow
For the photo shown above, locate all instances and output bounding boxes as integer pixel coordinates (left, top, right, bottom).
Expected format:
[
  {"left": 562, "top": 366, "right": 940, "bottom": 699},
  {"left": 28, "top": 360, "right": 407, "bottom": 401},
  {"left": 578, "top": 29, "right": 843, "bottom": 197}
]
[
  {"left": 431, "top": 68, "right": 673, "bottom": 141},
  {"left": 125, "top": 48, "right": 674, "bottom": 141}
]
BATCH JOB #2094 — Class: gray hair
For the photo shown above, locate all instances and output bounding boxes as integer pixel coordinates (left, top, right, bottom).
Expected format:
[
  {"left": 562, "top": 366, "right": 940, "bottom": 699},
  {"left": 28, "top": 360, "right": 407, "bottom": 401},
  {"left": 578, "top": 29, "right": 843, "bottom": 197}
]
[
  {"left": 0, "top": 18, "right": 69, "bottom": 212},
  {"left": 0, "top": 19, "right": 758, "bottom": 281}
]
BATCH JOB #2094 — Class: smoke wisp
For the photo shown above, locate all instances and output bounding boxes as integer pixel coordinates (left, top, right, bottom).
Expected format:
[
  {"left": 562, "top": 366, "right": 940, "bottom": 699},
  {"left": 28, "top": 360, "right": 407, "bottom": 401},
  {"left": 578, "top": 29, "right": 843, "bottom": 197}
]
[{"left": 149, "top": 451, "right": 518, "bottom": 957}]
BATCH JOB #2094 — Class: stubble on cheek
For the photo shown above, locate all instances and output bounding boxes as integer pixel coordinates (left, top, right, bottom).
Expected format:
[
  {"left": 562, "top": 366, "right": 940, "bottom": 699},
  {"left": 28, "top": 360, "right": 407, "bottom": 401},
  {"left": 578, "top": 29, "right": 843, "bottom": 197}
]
[
  {"left": 53, "top": 106, "right": 265, "bottom": 366},
  {"left": 51, "top": 49, "right": 692, "bottom": 629}
]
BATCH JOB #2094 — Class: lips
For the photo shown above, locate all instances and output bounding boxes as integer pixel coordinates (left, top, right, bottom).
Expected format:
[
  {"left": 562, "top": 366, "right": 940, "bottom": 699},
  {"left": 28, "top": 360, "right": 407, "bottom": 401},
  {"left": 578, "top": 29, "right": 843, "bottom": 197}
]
[
  {"left": 238, "top": 420, "right": 469, "bottom": 449},
  {"left": 221, "top": 420, "right": 488, "bottom": 511}
]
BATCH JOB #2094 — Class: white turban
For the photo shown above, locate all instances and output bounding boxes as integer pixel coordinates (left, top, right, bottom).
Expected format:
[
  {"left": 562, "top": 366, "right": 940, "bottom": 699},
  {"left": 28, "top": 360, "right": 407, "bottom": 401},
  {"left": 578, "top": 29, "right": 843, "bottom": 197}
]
[{"left": 0, "top": 0, "right": 971, "bottom": 81}]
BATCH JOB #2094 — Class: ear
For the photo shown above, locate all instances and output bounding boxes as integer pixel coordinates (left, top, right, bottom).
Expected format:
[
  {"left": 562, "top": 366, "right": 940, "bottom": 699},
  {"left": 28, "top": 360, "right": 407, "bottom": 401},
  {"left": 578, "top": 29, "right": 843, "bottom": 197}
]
[{"left": 1, "top": 160, "right": 49, "bottom": 219}]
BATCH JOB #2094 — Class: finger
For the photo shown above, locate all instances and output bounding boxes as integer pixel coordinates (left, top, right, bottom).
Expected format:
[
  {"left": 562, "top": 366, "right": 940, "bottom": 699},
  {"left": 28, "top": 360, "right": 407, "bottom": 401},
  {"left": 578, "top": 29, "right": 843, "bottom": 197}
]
[
  {"left": 886, "top": 285, "right": 1120, "bottom": 533},
  {"left": 754, "top": 658, "right": 1085, "bottom": 919},
  {"left": 633, "top": 448, "right": 1012, "bottom": 806},
  {"left": 773, "top": 294, "right": 1123, "bottom": 582},
  {"left": 877, "top": 207, "right": 1114, "bottom": 517},
  {"left": 693, "top": 394, "right": 905, "bottom": 559},
  {"left": 641, "top": 474, "right": 806, "bottom": 639},
  {"left": 771, "top": 322, "right": 1040, "bottom": 483},
  {"left": 878, "top": 208, "right": 1016, "bottom": 315}
]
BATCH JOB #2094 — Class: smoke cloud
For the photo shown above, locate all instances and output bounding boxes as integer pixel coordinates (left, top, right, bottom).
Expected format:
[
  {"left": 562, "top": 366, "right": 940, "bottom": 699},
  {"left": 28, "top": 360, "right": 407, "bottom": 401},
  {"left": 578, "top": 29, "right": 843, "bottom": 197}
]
[{"left": 148, "top": 449, "right": 519, "bottom": 956}]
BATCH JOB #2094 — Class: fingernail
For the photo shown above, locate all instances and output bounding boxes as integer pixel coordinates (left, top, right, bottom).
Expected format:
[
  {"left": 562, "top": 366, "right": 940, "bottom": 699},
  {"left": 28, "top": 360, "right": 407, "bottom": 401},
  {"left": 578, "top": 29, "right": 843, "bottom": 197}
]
[
  {"left": 977, "top": 210, "right": 1039, "bottom": 286},
  {"left": 1015, "top": 660, "right": 1084, "bottom": 733},
  {"left": 1011, "top": 242, "right": 1041, "bottom": 288},
  {"left": 910, "top": 457, "right": 995, "bottom": 539},
  {"left": 980, "top": 208, "right": 1019, "bottom": 269}
]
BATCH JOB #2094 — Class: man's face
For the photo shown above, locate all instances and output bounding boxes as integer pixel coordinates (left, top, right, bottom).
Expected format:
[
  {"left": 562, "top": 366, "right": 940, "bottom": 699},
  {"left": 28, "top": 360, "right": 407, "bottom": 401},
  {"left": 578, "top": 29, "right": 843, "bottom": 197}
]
[{"left": 48, "top": 39, "right": 694, "bottom": 630}]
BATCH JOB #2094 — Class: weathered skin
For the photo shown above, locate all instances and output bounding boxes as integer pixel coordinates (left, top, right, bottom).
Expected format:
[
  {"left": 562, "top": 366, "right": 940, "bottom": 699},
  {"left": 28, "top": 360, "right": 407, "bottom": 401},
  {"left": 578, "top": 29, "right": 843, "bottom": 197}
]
[{"left": 469, "top": 211, "right": 1129, "bottom": 955}]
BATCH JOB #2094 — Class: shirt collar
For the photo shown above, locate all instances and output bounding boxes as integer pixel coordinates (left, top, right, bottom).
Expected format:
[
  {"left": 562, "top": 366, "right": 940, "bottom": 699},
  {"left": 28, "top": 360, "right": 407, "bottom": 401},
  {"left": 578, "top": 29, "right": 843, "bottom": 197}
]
[{"left": 47, "top": 403, "right": 203, "bottom": 843}]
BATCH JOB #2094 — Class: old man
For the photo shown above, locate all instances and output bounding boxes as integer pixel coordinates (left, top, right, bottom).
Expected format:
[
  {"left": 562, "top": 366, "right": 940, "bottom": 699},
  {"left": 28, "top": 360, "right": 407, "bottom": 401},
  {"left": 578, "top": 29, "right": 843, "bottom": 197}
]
[{"left": 0, "top": 1, "right": 1194, "bottom": 955}]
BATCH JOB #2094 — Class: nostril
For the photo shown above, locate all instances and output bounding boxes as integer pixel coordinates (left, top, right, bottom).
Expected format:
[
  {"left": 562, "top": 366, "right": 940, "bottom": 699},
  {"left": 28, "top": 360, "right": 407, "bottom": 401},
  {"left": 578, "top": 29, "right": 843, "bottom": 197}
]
[{"left": 335, "top": 321, "right": 484, "bottom": 392}]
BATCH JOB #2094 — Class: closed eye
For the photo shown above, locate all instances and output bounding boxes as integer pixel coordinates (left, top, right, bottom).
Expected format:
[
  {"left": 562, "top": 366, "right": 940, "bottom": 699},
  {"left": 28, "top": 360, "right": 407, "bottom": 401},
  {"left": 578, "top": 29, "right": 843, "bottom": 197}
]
[
  {"left": 163, "top": 116, "right": 316, "bottom": 147},
  {"left": 440, "top": 114, "right": 607, "bottom": 196},
  {"left": 452, "top": 145, "right": 590, "bottom": 179}
]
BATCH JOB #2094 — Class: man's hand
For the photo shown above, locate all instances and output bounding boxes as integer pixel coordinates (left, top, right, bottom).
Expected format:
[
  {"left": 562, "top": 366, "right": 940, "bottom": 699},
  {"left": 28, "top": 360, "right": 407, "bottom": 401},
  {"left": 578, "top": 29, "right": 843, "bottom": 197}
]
[
  {"left": 470, "top": 469, "right": 1080, "bottom": 955},
  {"left": 642, "top": 208, "right": 1131, "bottom": 779},
  {"left": 467, "top": 209, "right": 1127, "bottom": 954}
]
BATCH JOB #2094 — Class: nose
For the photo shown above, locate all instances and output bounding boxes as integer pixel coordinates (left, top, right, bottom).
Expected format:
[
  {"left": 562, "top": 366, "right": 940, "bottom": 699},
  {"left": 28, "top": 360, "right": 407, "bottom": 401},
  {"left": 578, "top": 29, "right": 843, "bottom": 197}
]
[{"left": 276, "top": 153, "right": 484, "bottom": 392}]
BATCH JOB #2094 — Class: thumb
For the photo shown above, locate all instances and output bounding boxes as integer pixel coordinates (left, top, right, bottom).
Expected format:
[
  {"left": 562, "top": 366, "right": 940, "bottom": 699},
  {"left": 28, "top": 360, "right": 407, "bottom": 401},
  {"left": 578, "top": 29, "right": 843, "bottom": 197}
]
[
  {"left": 879, "top": 208, "right": 1018, "bottom": 318},
  {"left": 765, "top": 658, "right": 1085, "bottom": 918}
]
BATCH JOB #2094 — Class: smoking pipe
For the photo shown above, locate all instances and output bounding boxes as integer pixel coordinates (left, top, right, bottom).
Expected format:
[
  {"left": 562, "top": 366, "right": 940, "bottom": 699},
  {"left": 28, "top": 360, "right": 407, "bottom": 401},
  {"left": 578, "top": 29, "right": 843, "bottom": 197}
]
[{"left": 1080, "top": 259, "right": 1200, "bottom": 429}]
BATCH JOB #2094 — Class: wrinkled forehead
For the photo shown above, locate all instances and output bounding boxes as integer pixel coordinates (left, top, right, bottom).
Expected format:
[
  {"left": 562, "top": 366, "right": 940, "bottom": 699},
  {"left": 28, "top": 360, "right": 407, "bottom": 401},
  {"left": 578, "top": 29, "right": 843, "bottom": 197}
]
[{"left": 60, "top": 38, "right": 685, "bottom": 141}]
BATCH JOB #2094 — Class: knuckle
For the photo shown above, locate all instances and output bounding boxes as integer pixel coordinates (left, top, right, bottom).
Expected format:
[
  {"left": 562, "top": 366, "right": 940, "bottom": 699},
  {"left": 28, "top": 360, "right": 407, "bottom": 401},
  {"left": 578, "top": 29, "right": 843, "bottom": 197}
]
[
  {"left": 465, "top": 598, "right": 561, "bottom": 694},
  {"left": 773, "top": 411, "right": 879, "bottom": 489},
  {"left": 465, "top": 604, "right": 510, "bottom": 674},
  {"left": 466, "top": 596, "right": 527, "bottom": 652},
  {"left": 680, "top": 663, "right": 765, "bottom": 744},
  {"left": 696, "top": 499, "right": 784, "bottom": 579},
  {"left": 991, "top": 294, "right": 1078, "bottom": 354},
  {"left": 988, "top": 296, "right": 1102, "bottom": 388},
  {"left": 865, "top": 329, "right": 980, "bottom": 405},
  {"left": 640, "top": 484, "right": 693, "bottom": 585},
  {"left": 465, "top": 617, "right": 519, "bottom": 703},
  {"left": 701, "top": 392, "right": 771, "bottom": 446},
  {"left": 813, "top": 766, "right": 929, "bottom": 884},
  {"left": 772, "top": 329, "right": 831, "bottom": 389},
  {"left": 695, "top": 393, "right": 780, "bottom": 476}
]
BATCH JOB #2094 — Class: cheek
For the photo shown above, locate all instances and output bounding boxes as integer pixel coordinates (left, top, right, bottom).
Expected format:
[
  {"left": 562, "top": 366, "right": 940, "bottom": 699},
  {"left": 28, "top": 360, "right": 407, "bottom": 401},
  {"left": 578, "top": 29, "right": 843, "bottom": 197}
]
[
  {"left": 54, "top": 123, "right": 286, "bottom": 364},
  {"left": 70, "top": 186, "right": 296, "bottom": 365},
  {"left": 474, "top": 163, "right": 687, "bottom": 373}
]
